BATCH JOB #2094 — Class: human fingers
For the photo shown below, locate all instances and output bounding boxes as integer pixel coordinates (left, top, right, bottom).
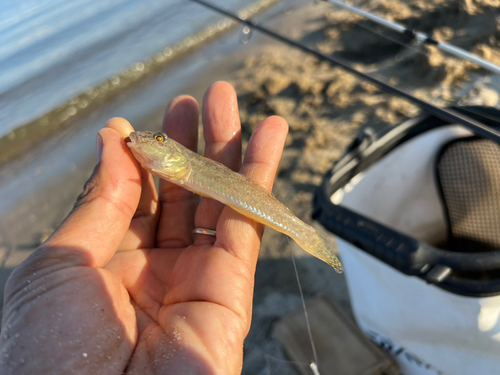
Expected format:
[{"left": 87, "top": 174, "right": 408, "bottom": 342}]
[
  {"left": 194, "top": 81, "right": 242, "bottom": 246},
  {"left": 161, "top": 117, "right": 288, "bottom": 345},
  {"left": 106, "top": 118, "right": 159, "bottom": 251},
  {"left": 156, "top": 95, "right": 200, "bottom": 248},
  {"left": 216, "top": 116, "right": 288, "bottom": 265},
  {"left": 40, "top": 126, "right": 143, "bottom": 268}
]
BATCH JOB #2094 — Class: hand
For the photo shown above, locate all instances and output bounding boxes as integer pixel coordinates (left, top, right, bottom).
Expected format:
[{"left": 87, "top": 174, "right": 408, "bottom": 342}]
[{"left": 0, "top": 82, "right": 288, "bottom": 374}]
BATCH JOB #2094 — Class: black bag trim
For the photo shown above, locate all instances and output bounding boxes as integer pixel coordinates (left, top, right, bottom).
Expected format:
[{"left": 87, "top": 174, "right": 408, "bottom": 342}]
[{"left": 313, "top": 106, "right": 500, "bottom": 297}]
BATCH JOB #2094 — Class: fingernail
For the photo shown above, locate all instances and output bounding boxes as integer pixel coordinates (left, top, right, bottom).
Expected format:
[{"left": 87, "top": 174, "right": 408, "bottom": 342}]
[{"left": 96, "top": 133, "right": 103, "bottom": 163}]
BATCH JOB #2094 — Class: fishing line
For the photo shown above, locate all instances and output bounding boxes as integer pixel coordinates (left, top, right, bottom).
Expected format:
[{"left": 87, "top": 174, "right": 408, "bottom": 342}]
[
  {"left": 238, "top": 1, "right": 305, "bottom": 44},
  {"left": 346, "top": 15, "right": 494, "bottom": 88},
  {"left": 288, "top": 237, "right": 321, "bottom": 374},
  {"left": 323, "top": 0, "right": 500, "bottom": 115},
  {"left": 322, "top": 0, "right": 500, "bottom": 75},
  {"left": 191, "top": 0, "right": 500, "bottom": 144},
  {"left": 337, "top": 19, "right": 488, "bottom": 105},
  {"left": 343, "top": 18, "right": 500, "bottom": 120},
  {"left": 348, "top": 21, "right": 430, "bottom": 63},
  {"left": 236, "top": 0, "right": 497, "bottom": 115},
  {"left": 264, "top": 0, "right": 497, "bottom": 111},
  {"left": 310, "top": 362, "right": 320, "bottom": 375}
]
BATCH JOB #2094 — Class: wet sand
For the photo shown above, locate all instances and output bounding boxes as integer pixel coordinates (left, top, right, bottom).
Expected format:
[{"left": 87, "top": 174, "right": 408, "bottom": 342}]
[{"left": 1, "top": 1, "right": 500, "bottom": 374}]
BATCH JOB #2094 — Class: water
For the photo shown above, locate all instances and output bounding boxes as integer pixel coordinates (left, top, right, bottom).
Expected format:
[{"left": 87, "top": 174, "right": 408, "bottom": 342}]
[{"left": 0, "top": 0, "right": 253, "bottom": 138}]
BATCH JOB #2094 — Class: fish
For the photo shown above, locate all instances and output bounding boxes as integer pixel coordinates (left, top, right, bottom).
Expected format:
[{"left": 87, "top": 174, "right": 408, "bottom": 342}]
[{"left": 126, "top": 130, "right": 343, "bottom": 273}]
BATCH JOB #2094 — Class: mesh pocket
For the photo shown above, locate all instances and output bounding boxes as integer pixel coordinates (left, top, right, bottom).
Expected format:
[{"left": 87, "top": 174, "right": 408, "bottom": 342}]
[{"left": 437, "top": 138, "right": 500, "bottom": 252}]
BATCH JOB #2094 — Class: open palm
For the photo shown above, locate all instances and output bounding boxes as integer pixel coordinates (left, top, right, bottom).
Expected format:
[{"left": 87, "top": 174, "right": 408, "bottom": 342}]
[{"left": 0, "top": 82, "right": 288, "bottom": 375}]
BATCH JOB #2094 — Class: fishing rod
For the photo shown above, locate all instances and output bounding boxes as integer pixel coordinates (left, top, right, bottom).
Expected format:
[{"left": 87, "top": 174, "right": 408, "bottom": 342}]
[
  {"left": 323, "top": 0, "right": 500, "bottom": 76},
  {"left": 191, "top": 0, "right": 500, "bottom": 144}
]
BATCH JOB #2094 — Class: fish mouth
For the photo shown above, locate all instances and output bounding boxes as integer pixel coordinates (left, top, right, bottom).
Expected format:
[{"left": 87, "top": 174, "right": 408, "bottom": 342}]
[
  {"left": 126, "top": 132, "right": 139, "bottom": 144},
  {"left": 125, "top": 132, "right": 143, "bottom": 154},
  {"left": 126, "top": 132, "right": 157, "bottom": 165}
]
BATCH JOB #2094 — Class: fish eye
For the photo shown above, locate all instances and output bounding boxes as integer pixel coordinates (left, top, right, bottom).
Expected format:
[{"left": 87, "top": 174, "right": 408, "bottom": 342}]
[{"left": 153, "top": 132, "right": 167, "bottom": 142}]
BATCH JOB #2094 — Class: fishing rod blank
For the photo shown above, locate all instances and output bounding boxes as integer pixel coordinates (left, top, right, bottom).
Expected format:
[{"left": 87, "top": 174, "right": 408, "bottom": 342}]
[
  {"left": 323, "top": 0, "right": 500, "bottom": 75},
  {"left": 191, "top": 0, "right": 500, "bottom": 144}
]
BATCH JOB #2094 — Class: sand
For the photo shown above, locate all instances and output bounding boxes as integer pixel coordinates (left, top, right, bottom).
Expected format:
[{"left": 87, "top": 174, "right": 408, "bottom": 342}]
[
  {"left": 0, "top": 1, "right": 499, "bottom": 374},
  {"left": 228, "top": 1, "right": 500, "bottom": 372}
]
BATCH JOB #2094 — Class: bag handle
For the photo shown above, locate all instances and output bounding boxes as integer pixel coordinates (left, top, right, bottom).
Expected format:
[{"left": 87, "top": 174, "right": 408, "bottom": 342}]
[{"left": 314, "top": 188, "right": 500, "bottom": 274}]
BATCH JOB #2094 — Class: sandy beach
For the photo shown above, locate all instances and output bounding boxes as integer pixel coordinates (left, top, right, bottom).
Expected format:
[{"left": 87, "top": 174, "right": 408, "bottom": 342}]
[{"left": 1, "top": 0, "right": 500, "bottom": 374}]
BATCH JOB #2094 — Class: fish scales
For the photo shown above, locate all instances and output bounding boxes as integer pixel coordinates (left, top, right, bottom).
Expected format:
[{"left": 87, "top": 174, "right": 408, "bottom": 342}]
[
  {"left": 127, "top": 131, "right": 343, "bottom": 273},
  {"left": 186, "top": 154, "right": 302, "bottom": 238}
]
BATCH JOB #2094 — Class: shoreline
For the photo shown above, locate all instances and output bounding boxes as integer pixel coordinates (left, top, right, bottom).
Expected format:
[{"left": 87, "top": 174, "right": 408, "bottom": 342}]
[
  {"left": 1, "top": 1, "right": 500, "bottom": 374},
  {"left": 0, "top": 0, "right": 305, "bottom": 314},
  {"left": 0, "top": 0, "right": 282, "bottom": 167}
]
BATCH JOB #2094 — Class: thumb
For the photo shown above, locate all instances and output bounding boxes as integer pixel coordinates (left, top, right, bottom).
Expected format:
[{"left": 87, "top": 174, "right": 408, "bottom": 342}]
[{"left": 41, "top": 126, "right": 142, "bottom": 268}]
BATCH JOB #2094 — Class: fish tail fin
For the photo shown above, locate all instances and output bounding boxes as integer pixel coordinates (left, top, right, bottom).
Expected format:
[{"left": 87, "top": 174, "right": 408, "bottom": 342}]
[{"left": 297, "top": 229, "right": 343, "bottom": 273}]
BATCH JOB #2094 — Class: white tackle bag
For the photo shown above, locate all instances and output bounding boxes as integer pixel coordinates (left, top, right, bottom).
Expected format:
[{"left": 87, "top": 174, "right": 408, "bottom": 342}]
[{"left": 313, "top": 107, "right": 500, "bottom": 375}]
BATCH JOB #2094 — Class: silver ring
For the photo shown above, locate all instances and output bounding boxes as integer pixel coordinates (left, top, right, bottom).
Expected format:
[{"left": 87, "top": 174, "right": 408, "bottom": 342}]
[{"left": 193, "top": 228, "right": 216, "bottom": 236}]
